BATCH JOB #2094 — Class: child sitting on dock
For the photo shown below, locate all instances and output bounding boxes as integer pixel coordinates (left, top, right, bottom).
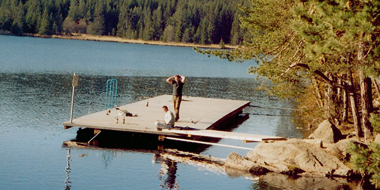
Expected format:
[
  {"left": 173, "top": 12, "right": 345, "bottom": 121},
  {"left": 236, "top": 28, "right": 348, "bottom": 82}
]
[{"left": 155, "top": 105, "right": 175, "bottom": 131}]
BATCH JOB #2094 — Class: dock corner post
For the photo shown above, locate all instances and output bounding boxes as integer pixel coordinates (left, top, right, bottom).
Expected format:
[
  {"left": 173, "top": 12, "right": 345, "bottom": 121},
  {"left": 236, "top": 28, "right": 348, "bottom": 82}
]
[
  {"left": 64, "top": 126, "right": 72, "bottom": 130},
  {"left": 158, "top": 135, "right": 165, "bottom": 141},
  {"left": 70, "top": 73, "right": 79, "bottom": 123}
]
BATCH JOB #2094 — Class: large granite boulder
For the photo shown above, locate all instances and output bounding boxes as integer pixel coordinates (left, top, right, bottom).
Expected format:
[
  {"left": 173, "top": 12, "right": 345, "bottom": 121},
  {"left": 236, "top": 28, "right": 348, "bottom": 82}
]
[
  {"left": 308, "top": 120, "right": 343, "bottom": 143},
  {"left": 225, "top": 152, "right": 270, "bottom": 175},
  {"left": 225, "top": 139, "right": 352, "bottom": 177},
  {"left": 325, "top": 139, "right": 365, "bottom": 162}
]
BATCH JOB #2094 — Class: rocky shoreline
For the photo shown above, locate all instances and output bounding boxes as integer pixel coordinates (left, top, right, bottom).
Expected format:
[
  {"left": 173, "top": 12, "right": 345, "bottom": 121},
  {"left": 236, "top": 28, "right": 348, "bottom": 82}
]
[{"left": 224, "top": 120, "right": 368, "bottom": 178}]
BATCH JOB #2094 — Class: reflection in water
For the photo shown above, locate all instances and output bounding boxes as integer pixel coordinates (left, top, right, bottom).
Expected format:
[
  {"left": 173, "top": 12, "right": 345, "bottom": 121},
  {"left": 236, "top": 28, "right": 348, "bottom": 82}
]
[
  {"left": 64, "top": 129, "right": 229, "bottom": 190},
  {"left": 102, "top": 151, "right": 117, "bottom": 168},
  {"left": 154, "top": 154, "right": 179, "bottom": 190},
  {"left": 63, "top": 140, "right": 363, "bottom": 190},
  {"left": 255, "top": 173, "right": 361, "bottom": 190},
  {"left": 65, "top": 148, "right": 71, "bottom": 190}
]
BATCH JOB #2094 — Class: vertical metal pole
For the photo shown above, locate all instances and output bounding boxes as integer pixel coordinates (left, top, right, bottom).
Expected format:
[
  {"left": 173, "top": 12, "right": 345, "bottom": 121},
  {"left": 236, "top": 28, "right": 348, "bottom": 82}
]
[
  {"left": 70, "top": 73, "right": 78, "bottom": 123},
  {"left": 70, "top": 86, "right": 75, "bottom": 123}
]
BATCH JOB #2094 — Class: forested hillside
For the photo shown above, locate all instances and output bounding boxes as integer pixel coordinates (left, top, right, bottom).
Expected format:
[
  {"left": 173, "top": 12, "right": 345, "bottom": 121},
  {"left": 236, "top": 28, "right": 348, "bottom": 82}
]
[{"left": 0, "top": 0, "right": 248, "bottom": 45}]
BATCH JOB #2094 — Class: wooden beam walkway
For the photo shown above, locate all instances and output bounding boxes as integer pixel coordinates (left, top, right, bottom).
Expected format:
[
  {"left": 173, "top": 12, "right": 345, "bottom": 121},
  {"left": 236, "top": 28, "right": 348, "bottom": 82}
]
[{"left": 63, "top": 95, "right": 286, "bottom": 142}]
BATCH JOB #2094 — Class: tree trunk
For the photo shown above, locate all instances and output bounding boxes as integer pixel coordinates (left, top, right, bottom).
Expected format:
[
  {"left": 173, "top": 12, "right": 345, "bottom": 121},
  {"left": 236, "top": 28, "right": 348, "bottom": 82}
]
[
  {"left": 359, "top": 70, "right": 372, "bottom": 142},
  {"left": 373, "top": 78, "right": 380, "bottom": 99},
  {"left": 343, "top": 84, "right": 349, "bottom": 122},
  {"left": 327, "top": 73, "right": 339, "bottom": 125},
  {"left": 341, "top": 74, "right": 348, "bottom": 122},
  {"left": 312, "top": 78, "right": 324, "bottom": 108},
  {"left": 368, "top": 77, "right": 373, "bottom": 113},
  {"left": 348, "top": 71, "right": 362, "bottom": 139},
  {"left": 337, "top": 78, "right": 342, "bottom": 103}
]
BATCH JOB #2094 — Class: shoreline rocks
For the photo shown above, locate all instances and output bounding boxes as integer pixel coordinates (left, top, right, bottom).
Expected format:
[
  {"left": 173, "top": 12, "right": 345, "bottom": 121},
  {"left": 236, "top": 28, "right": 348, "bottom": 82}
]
[
  {"left": 308, "top": 120, "right": 344, "bottom": 143},
  {"left": 225, "top": 120, "right": 358, "bottom": 178},
  {"left": 225, "top": 139, "right": 352, "bottom": 177}
]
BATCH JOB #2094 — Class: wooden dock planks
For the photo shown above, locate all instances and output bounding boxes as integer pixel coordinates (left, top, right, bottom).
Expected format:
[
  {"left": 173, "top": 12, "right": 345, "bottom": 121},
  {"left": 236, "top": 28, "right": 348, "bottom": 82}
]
[{"left": 63, "top": 95, "right": 285, "bottom": 142}]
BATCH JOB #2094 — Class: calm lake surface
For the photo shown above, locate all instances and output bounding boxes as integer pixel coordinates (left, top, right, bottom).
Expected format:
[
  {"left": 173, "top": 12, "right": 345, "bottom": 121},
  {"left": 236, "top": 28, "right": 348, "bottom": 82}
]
[{"left": 0, "top": 35, "right": 308, "bottom": 190}]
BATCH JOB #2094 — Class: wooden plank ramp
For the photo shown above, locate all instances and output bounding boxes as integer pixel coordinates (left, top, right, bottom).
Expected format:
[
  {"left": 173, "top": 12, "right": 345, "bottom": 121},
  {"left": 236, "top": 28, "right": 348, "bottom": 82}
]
[
  {"left": 169, "top": 130, "right": 286, "bottom": 142},
  {"left": 63, "top": 95, "right": 285, "bottom": 142}
]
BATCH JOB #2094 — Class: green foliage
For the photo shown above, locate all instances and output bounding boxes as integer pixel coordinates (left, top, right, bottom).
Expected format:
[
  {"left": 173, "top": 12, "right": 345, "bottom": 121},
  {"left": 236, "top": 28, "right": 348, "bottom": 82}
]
[
  {"left": 349, "top": 141, "right": 380, "bottom": 188},
  {"left": 292, "top": 0, "right": 380, "bottom": 76},
  {"left": 196, "top": 0, "right": 306, "bottom": 99},
  {"left": 87, "top": 0, "right": 105, "bottom": 35},
  {"left": 370, "top": 112, "right": 380, "bottom": 134},
  {"left": 0, "top": 0, "right": 247, "bottom": 45},
  {"left": 197, "top": 0, "right": 380, "bottom": 131}
]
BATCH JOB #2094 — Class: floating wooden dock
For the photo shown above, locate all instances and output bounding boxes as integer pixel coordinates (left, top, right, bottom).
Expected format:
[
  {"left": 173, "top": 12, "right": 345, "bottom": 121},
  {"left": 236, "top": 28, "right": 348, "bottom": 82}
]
[{"left": 63, "top": 95, "right": 286, "bottom": 143}]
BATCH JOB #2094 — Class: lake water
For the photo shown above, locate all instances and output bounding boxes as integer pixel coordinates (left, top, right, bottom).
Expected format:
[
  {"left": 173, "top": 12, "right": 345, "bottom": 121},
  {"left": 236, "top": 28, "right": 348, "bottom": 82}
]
[{"left": 0, "top": 35, "right": 348, "bottom": 190}]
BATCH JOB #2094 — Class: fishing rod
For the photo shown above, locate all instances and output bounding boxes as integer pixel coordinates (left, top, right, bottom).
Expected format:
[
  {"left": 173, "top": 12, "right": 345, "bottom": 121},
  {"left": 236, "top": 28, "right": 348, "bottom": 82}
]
[
  {"left": 249, "top": 105, "right": 298, "bottom": 111},
  {"left": 248, "top": 113, "right": 293, "bottom": 117}
]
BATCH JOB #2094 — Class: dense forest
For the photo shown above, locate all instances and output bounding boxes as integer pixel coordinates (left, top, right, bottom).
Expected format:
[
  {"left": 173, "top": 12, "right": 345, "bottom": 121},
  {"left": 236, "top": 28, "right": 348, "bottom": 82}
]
[
  {"left": 199, "top": 0, "right": 380, "bottom": 187},
  {"left": 0, "top": 0, "right": 248, "bottom": 45}
]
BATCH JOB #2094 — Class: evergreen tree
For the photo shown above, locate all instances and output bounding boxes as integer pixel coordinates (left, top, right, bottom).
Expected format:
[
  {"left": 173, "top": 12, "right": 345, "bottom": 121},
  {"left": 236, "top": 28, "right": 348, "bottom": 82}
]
[
  {"left": 25, "top": 0, "right": 42, "bottom": 33},
  {"left": 163, "top": 24, "right": 174, "bottom": 42},
  {"left": 53, "top": 7, "right": 64, "bottom": 34},
  {"left": 88, "top": 0, "right": 105, "bottom": 35},
  {"left": 230, "top": 13, "right": 242, "bottom": 45},
  {"left": 205, "top": 15, "right": 215, "bottom": 44},
  {"left": 152, "top": 5, "right": 162, "bottom": 40},
  {"left": 172, "top": 2, "right": 184, "bottom": 42},
  {"left": 11, "top": 1, "right": 24, "bottom": 35},
  {"left": 0, "top": 0, "right": 15, "bottom": 31},
  {"left": 0, "top": 0, "right": 247, "bottom": 45},
  {"left": 181, "top": 27, "right": 191, "bottom": 43},
  {"left": 196, "top": 0, "right": 380, "bottom": 142},
  {"left": 142, "top": 7, "right": 153, "bottom": 40},
  {"left": 292, "top": 0, "right": 380, "bottom": 141},
  {"left": 39, "top": 7, "right": 52, "bottom": 34},
  {"left": 198, "top": 17, "right": 207, "bottom": 44},
  {"left": 349, "top": 141, "right": 380, "bottom": 189},
  {"left": 117, "top": 5, "right": 128, "bottom": 37},
  {"left": 67, "top": 0, "right": 80, "bottom": 20},
  {"left": 192, "top": 20, "right": 201, "bottom": 44}
]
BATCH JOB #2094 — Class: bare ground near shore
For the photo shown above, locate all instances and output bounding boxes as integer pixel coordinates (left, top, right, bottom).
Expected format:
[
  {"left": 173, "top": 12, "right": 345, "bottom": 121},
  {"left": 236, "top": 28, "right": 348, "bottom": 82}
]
[{"left": 21, "top": 33, "right": 238, "bottom": 49}]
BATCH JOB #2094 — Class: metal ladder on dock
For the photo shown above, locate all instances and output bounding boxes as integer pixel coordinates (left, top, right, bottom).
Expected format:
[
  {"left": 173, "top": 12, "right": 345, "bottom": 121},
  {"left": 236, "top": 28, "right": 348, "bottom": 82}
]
[
  {"left": 86, "top": 79, "right": 118, "bottom": 145},
  {"left": 105, "top": 79, "right": 118, "bottom": 110}
]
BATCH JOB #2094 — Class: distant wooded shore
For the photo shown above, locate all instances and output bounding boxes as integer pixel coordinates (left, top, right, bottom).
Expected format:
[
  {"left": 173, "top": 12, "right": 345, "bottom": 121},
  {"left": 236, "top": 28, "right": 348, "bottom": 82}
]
[{"left": 1, "top": 31, "right": 237, "bottom": 49}]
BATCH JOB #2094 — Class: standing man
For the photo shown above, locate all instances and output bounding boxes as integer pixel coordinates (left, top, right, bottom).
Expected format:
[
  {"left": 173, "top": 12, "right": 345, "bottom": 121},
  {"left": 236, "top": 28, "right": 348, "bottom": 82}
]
[
  {"left": 155, "top": 105, "right": 175, "bottom": 130},
  {"left": 166, "top": 75, "right": 186, "bottom": 121}
]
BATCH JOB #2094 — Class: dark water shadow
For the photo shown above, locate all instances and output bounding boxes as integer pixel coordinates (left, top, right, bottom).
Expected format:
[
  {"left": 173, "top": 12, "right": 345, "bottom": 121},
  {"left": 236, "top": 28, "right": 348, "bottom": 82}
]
[{"left": 66, "top": 113, "right": 249, "bottom": 153}]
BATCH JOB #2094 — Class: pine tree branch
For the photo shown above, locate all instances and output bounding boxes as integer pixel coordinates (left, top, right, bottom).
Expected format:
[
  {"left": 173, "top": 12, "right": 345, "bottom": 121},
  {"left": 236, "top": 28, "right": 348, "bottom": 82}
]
[
  {"left": 364, "top": 45, "right": 373, "bottom": 60},
  {"left": 290, "top": 40, "right": 303, "bottom": 61},
  {"left": 277, "top": 35, "right": 295, "bottom": 58},
  {"left": 282, "top": 62, "right": 346, "bottom": 89},
  {"left": 267, "top": 33, "right": 294, "bottom": 55}
]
